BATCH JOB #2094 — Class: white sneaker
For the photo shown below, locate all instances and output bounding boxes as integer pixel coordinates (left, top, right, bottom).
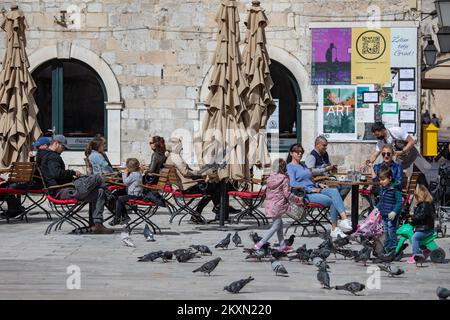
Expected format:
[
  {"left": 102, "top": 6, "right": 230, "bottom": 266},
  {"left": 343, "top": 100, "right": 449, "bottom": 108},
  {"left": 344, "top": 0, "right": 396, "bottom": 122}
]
[
  {"left": 337, "top": 218, "right": 353, "bottom": 233},
  {"left": 330, "top": 227, "right": 347, "bottom": 239}
]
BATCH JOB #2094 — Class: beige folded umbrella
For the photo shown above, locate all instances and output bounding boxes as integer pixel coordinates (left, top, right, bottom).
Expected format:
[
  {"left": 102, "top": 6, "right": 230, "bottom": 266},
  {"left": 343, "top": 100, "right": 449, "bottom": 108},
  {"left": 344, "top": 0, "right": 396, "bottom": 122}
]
[
  {"left": 242, "top": 0, "right": 276, "bottom": 168},
  {"left": 0, "top": 6, "right": 41, "bottom": 168},
  {"left": 196, "top": 0, "right": 250, "bottom": 182}
]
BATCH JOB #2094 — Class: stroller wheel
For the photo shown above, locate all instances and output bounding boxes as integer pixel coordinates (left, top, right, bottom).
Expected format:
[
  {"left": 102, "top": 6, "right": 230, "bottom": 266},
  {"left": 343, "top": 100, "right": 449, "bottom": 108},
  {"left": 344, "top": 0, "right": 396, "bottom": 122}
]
[{"left": 430, "top": 248, "right": 446, "bottom": 263}]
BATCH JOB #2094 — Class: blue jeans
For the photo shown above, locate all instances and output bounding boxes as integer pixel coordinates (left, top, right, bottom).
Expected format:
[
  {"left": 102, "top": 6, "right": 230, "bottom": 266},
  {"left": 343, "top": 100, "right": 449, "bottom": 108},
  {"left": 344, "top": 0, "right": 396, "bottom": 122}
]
[
  {"left": 412, "top": 230, "right": 434, "bottom": 255},
  {"left": 382, "top": 218, "right": 398, "bottom": 251},
  {"left": 305, "top": 188, "right": 346, "bottom": 224}
]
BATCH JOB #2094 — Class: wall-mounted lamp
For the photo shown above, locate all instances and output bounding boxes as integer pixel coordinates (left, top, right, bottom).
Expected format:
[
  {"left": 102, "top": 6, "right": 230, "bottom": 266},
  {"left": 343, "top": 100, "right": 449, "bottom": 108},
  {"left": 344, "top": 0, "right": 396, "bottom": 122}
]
[
  {"left": 54, "top": 10, "right": 68, "bottom": 28},
  {"left": 435, "top": 0, "right": 450, "bottom": 52},
  {"left": 424, "top": 37, "right": 438, "bottom": 66}
]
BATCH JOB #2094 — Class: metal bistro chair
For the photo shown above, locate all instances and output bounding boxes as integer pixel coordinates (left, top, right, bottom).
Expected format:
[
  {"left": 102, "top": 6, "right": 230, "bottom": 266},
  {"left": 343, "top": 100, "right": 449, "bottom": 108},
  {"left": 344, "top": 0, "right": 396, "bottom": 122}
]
[
  {"left": 142, "top": 167, "right": 177, "bottom": 220},
  {"left": 105, "top": 177, "right": 161, "bottom": 235},
  {"left": 39, "top": 168, "right": 91, "bottom": 235},
  {"left": 0, "top": 162, "right": 52, "bottom": 222},
  {"left": 284, "top": 186, "right": 331, "bottom": 237},
  {"left": 228, "top": 178, "right": 268, "bottom": 226},
  {"left": 163, "top": 165, "right": 208, "bottom": 225}
]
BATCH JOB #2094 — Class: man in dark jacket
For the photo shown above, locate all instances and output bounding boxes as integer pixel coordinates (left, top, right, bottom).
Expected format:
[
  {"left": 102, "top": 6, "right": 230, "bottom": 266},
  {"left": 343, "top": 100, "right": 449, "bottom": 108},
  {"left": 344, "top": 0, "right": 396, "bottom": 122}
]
[{"left": 39, "top": 135, "right": 113, "bottom": 234}]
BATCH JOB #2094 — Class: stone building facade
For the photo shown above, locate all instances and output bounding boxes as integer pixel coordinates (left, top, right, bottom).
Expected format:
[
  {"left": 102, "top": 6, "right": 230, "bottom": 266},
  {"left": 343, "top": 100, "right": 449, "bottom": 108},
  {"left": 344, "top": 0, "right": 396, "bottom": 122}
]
[{"left": 0, "top": 0, "right": 428, "bottom": 170}]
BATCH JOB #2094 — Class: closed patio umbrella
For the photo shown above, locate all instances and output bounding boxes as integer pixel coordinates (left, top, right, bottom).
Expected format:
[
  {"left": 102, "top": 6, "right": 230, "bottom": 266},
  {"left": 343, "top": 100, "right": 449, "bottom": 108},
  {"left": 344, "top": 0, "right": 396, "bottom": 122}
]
[
  {"left": 242, "top": 0, "right": 275, "bottom": 168},
  {"left": 196, "top": 0, "right": 250, "bottom": 181},
  {"left": 195, "top": 0, "right": 250, "bottom": 226},
  {"left": 0, "top": 5, "right": 41, "bottom": 168}
]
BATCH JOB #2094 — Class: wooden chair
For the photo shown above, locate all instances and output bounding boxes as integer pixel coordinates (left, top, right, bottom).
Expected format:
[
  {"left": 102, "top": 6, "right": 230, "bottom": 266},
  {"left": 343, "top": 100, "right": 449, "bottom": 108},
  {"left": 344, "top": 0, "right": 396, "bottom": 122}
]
[
  {"left": 105, "top": 176, "right": 162, "bottom": 234},
  {"left": 0, "top": 162, "right": 51, "bottom": 222},
  {"left": 228, "top": 178, "right": 268, "bottom": 226},
  {"left": 38, "top": 168, "right": 91, "bottom": 235},
  {"left": 160, "top": 165, "right": 208, "bottom": 225}
]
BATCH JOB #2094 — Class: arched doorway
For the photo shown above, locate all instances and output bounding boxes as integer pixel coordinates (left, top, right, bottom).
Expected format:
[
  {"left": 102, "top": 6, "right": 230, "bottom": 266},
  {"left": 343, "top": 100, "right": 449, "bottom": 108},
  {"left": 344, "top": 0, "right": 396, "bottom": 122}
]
[
  {"left": 269, "top": 59, "right": 302, "bottom": 151},
  {"left": 32, "top": 58, "right": 107, "bottom": 150}
]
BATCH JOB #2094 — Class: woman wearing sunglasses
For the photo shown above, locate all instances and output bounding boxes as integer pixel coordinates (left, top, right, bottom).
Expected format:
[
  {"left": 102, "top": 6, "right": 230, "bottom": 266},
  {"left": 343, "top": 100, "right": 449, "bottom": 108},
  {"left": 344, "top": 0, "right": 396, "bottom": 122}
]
[{"left": 370, "top": 144, "right": 403, "bottom": 183}]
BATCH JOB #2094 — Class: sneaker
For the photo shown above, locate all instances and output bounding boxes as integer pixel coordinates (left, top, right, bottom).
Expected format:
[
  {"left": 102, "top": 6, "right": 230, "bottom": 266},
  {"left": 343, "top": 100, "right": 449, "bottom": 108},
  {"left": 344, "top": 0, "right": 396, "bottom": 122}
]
[
  {"left": 109, "top": 218, "right": 121, "bottom": 226},
  {"left": 337, "top": 218, "right": 353, "bottom": 233},
  {"left": 254, "top": 241, "right": 263, "bottom": 250},
  {"left": 330, "top": 227, "right": 347, "bottom": 239},
  {"left": 279, "top": 245, "right": 294, "bottom": 253},
  {"left": 407, "top": 256, "right": 416, "bottom": 264}
]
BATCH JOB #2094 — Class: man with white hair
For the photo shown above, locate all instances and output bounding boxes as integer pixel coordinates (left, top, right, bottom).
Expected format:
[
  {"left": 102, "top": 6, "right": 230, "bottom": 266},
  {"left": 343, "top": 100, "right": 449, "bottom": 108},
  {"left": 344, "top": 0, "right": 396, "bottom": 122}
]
[{"left": 305, "top": 136, "right": 351, "bottom": 200}]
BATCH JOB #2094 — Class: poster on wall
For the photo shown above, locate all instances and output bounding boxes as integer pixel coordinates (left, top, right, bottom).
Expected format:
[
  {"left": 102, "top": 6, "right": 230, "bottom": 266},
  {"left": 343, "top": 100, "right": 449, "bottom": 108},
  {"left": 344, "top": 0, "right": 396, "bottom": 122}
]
[
  {"left": 356, "top": 85, "right": 375, "bottom": 123},
  {"left": 391, "top": 28, "right": 417, "bottom": 68},
  {"left": 311, "top": 28, "right": 351, "bottom": 85},
  {"left": 318, "top": 86, "right": 357, "bottom": 141},
  {"left": 351, "top": 28, "right": 391, "bottom": 84}
]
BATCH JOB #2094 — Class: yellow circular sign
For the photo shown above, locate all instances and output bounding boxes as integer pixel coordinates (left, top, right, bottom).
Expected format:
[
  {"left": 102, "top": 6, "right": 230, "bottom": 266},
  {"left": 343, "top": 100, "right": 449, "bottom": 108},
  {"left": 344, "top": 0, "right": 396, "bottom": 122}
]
[{"left": 356, "top": 30, "right": 387, "bottom": 61}]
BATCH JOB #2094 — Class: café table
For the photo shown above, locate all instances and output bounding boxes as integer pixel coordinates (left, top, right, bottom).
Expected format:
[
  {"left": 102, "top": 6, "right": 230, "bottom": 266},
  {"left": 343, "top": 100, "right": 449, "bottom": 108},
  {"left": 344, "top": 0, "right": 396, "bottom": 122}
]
[{"left": 324, "top": 180, "right": 380, "bottom": 232}]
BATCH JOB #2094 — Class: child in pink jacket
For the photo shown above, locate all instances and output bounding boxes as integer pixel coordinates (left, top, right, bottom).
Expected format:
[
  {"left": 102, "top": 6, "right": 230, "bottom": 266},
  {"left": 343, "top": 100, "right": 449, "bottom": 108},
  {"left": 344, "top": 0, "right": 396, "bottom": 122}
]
[{"left": 255, "top": 159, "right": 303, "bottom": 252}]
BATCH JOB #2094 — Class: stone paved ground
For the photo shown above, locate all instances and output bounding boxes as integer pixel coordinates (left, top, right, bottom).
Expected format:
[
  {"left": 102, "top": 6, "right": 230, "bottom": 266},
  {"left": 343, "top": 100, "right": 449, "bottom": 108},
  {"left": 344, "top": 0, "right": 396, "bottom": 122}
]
[{"left": 0, "top": 200, "right": 449, "bottom": 300}]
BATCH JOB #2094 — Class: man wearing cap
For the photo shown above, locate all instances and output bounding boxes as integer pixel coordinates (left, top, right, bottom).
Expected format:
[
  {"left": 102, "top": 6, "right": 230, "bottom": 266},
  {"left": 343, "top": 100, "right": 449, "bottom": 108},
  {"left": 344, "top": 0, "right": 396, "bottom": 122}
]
[
  {"left": 30, "top": 136, "right": 51, "bottom": 163},
  {"left": 39, "top": 135, "right": 113, "bottom": 234}
]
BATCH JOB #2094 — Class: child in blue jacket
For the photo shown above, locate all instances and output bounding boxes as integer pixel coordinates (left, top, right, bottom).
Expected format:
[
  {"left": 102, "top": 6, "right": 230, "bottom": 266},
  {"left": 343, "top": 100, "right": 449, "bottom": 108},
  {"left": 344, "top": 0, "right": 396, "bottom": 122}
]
[{"left": 375, "top": 166, "right": 402, "bottom": 252}]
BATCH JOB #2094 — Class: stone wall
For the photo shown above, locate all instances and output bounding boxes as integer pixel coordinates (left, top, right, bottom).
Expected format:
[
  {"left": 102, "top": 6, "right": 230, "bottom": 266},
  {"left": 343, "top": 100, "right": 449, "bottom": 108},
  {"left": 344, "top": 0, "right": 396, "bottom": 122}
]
[{"left": 0, "top": 0, "right": 419, "bottom": 167}]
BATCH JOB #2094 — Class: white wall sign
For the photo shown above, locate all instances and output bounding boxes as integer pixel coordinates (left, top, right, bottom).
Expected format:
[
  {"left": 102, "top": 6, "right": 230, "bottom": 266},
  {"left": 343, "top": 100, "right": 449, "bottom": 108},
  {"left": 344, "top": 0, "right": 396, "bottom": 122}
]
[{"left": 391, "top": 28, "right": 417, "bottom": 68}]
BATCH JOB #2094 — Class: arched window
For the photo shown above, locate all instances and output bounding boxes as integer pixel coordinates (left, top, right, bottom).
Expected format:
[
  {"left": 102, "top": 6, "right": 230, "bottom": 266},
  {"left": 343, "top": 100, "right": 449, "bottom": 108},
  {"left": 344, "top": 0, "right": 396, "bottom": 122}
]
[
  {"left": 269, "top": 59, "right": 302, "bottom": 151},
  {"left": 32, "top": 59, "right": 106, "bottom": 150}
]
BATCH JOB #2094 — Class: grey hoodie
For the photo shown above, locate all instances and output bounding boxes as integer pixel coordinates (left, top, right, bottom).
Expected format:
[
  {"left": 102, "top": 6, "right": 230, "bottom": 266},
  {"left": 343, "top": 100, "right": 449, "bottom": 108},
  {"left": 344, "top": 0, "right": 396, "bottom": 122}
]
[{"left": 122, "top": 171, "right": 143, "bottom": 197}]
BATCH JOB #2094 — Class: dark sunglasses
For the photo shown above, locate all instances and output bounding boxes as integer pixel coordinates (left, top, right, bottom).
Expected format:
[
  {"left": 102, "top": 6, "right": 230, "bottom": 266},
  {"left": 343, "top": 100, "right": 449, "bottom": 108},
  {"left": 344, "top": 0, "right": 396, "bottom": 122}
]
[{"left": 382, "top": 152, "right": 391, "bottom": 157}]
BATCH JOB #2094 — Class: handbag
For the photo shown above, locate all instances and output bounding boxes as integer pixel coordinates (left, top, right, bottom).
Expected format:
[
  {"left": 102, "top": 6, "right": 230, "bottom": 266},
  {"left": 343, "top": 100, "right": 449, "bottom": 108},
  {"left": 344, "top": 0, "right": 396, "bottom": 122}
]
[{"left": 288, "top": 196, "right": 305, "bottom": 220}]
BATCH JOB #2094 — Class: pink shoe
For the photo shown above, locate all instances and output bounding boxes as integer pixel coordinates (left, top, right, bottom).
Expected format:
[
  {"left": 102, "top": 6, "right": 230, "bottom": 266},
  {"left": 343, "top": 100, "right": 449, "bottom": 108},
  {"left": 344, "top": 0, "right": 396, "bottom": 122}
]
[
  {"left": 279, "top": 245, "right": 294, "bottom": 253},
  {"left": 407, "top": 256, "right": 416, "bottom": 264},
  {"left": 254, "top": 241, "right": 263, "bottom": 250}
]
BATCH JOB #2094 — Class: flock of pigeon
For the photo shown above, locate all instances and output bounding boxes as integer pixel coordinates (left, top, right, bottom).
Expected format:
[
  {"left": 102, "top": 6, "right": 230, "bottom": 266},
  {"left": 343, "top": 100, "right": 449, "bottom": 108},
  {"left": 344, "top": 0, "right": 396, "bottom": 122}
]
[{"left": 119, "top": 225, "right": 449, "bottom": 298}]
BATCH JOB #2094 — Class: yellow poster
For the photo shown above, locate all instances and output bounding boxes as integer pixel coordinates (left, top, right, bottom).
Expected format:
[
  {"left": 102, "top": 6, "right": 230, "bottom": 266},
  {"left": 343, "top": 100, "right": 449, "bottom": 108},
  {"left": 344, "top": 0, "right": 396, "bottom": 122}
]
[{"left": 351, "top": 28, "right": 390, "bottom": 84}]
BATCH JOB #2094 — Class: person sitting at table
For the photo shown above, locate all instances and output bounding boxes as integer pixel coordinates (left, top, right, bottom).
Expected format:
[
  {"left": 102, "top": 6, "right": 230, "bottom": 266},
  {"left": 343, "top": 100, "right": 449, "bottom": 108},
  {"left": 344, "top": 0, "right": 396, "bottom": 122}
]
[
  {"left": 85, "top": 138, "right": 114, "bottom": 176},
  {"left": 165, "top": 138, "right": 238, "bottom": 223},
  {"left": 371, "top": 144, "right": 403, "bottom": 184},
  {"left": 305, "top": 135, "right": 351, "bottom": 200},
  {"left": 39, "top": 135, "right": 113, "bottom": 234},
  {"left": 29, "top": 136, "right": 51, "bottom": 163},
  {"left": 287, "top": 143, "right": 352, "bottom": 239},
  {"left": 144, "top": 135, "right": 167, "bottom": 185}
]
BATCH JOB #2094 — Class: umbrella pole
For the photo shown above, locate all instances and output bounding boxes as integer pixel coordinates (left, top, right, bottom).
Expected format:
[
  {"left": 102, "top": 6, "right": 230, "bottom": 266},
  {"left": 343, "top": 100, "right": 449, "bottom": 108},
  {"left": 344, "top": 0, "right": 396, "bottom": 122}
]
[{"left": 219, "top": 179, "right": 229, "bottom": 226}]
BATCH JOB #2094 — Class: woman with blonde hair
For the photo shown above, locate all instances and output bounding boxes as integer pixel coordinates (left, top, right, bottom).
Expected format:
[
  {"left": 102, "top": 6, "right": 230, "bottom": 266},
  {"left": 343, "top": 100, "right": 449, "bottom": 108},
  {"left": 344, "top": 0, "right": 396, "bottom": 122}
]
[{"left": 407, "top": 184, "right": 435, "bottom": 263}]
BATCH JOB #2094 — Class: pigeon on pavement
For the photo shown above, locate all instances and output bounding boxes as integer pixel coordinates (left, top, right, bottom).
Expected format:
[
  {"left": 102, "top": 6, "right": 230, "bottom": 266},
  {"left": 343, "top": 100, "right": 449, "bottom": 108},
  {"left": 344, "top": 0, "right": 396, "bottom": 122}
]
[
  {"left": 161, "top": 251, "right": 173, "bottom": 262},
  {"left": 282, "top": 235, "right": 295, "bottom": 247},
  {"left": 193, "top": 257, "right": 222, "bottom": 275},
  {"left": 436, "top": 287, "right": 450, "bottom": 300},
  {"left": 270, "top": 259, "right": 288, "bottom": 276},
  {"left": 121, "top": 231, "right": 135, "bottom": 248},
  {"left": 176, "top": 250, "right": 199, "bottom": 263},
  {"left": 249, "top": 232, "right": 262, "bottom": 244},
  {"left": 354, "top": 247, "right": 372, "bottom": 266},
  {"left": 414, "top": 254, "right": 426, "bottom": 267},
  {"left": 333, "top": 234, "right": 350, "bottom": 248},
  {"left": 189, "top": 245, "right": 212, "bottom": 255},
  {"left": 270, "top": 249, "right": 287, "bottom": 260},
  {"left": 335, "top": 282, "right": 366, "bottom": 295},
  {"left": 137, "top": 250, "right": 163, "bottom": 262},
  {"left": 317, "top": 263, "right": 331, "bottom": 289},
  {"left": 232, "top": 232, "right": 242, "bottom": 247},
  {"left": 143, "top": 224, "right": 156, "bottom": 242},
  {"left": 215, "top": 233, "right": 231, "bottom": 249},
  {"left": 378, "top": 264, "right": 405, "bottom": 277},
  {"left": 224, "top": 276, "right": 255, "bottom": 294}
]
